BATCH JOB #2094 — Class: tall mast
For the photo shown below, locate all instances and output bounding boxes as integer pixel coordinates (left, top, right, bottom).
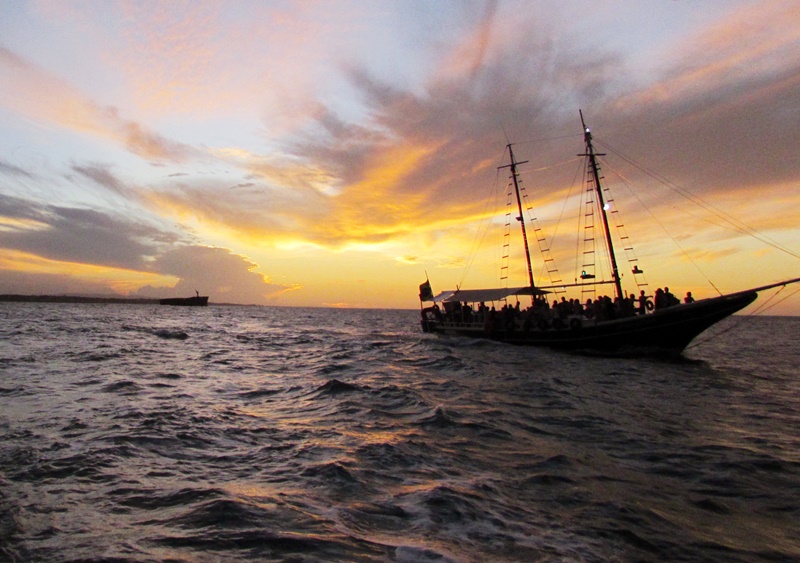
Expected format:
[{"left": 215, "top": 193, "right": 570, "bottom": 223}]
[
  {"left": 499, "top": 144, "right": 535, "bottom": 292},
  {"left": 580, "top": 110, "right": 623, "bottom": 301}
]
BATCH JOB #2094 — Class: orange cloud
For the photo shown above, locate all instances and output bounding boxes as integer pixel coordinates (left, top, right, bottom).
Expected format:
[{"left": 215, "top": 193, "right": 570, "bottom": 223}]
[
  {"left": 315, "top": 142, "right": 439, "bottom": 240},
  {"left": 0, "top": 249, "right": 178, "bottom": 292},
  {"left": 138, "top": 136, "right": 492, "bottom": 253}
]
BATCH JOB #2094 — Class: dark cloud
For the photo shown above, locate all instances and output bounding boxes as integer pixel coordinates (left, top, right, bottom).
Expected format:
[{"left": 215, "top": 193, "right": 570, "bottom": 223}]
[
  {"left": 592, "top": 69, "right": 800, "bottom": 197},
  {"left": 136, "top": 245, "right": 297, "bottom": 304},
  {"left": 0, "top": 193, "right": 176, "bottom": 269},
  {"left": 0, "top": 158, "right": 35, "bottom": 178},
  {"left": 0, "top": 194, "right": 294, "bottom": 304},
  {"left": 72, "top": 163, "right": 132, "bottom": 198},
  {"left": 0, "top": 193, "right": 47, "bottom": 222}
]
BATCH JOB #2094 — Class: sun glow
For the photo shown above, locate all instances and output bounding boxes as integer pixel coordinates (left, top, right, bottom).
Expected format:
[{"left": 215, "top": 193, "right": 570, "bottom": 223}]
[
  {"left": 0, "top": 250, "right": 178, "bottom": 293},
  {"left": 0, "top": 217, "right": 49, "bottom": 232}
]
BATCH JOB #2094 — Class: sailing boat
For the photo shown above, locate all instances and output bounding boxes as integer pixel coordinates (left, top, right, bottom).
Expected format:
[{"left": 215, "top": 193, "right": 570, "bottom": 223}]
[{"left": 419, "top": 112, "right": 799, "bottom": 353}]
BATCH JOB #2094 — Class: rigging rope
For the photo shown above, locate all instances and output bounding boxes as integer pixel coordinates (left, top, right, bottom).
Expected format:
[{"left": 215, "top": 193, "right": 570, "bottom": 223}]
[
  {"left": 594, "top": 138, "right": 800, "bottom": 260},
  {"left": 600, "top": 159, "right": 723, "bottom": 296},
  {"left": 458, "top": 147, "right": 579, "bottom": 291},
  {"left": 516, "top": 157, "right": 585, "bottom": 287},
  {"left": 459, "top": 165, "right": 505, "bottom": 290},
  {"left": 686, "top": 284, "right": 800, "bottom": 349},
  {"left": 512, "top": 133, "right": 583, "bottom": 147}
]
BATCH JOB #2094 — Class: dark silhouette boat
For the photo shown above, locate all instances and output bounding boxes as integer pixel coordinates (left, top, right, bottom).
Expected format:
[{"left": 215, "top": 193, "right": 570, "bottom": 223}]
[
  {"left": 419, "top": 113, "right": 799, "bottom": 354},
  {"left": 160, "top": 291, "right": 209, "bottom": 306}
]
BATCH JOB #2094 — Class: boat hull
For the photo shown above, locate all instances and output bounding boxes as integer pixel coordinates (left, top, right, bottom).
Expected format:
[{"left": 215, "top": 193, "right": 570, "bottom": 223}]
[
  {"left": 159, "top": 296, "right": 209, "bottom": 306},
  {"left": 422, "top": 291, "right": 757, "bottom": 354}
]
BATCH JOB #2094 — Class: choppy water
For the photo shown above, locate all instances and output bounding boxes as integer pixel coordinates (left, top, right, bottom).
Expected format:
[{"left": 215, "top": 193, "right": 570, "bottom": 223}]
[{"left": 0, "top": 303, "right": 798, "bottom": 562}]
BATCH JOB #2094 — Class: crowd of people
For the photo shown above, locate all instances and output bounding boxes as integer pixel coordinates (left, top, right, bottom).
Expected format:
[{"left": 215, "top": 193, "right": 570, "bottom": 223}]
[{"left": 427, "top": 286, "right": 696, "bottom": 332}]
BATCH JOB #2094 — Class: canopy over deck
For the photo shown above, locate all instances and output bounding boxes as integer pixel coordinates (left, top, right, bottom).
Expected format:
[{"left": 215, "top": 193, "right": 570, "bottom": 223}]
[{"left": 429, "top": 286, "right": 549, "bottom": 303}]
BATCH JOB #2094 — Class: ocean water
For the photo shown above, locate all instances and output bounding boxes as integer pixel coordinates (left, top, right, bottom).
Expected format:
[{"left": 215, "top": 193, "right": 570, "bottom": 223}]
[{"left": 0, "top": 303, "right": 798, "bottom": 562}]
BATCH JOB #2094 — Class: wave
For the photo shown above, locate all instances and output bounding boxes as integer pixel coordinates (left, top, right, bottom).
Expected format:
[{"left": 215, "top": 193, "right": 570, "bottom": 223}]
[
  {"left": 313, "top": 378, "right": 362, "bottom": 396},
  {"left": 2, "top": 306, "right": 798, "bottom": 562},
  {"left": 0, "top": 386, "right": 27, "bottom": 397},
  {"left": 301, "top": 461, "right": 359, "bottom": 486},
  {"left": 156, "top": 372, "right": 182, "bottom": 380},
  {"left": 238, "top": 387, "right": 281, "bottom": 400},
  {"left": 415, "top": 405, "right": 455, "bottom": 427},
  {"left": 152, "top": 328, "right": 189, "bottom": 340},
  {"left": 111, "top": 486, "right": 226, "bottom": 510},
  {"left": 101, "top": 380, "right": 141, "bottom": 394},
  {"left": 0, "top": 474, "right": 24, "bottom": 562}
]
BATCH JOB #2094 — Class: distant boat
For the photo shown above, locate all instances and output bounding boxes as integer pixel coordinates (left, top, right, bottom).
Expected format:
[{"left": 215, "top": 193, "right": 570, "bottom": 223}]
[
  {"left": 419, "top": 112, "right": 799, "bottom": 354},
  {"left": 160, "top": 291, "right": 209, "bottom": 306}
]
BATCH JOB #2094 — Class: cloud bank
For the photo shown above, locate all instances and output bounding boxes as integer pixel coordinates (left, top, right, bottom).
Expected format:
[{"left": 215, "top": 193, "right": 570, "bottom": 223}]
[{"left": 0, "top": 1, "right": 797, "bottom": 309}]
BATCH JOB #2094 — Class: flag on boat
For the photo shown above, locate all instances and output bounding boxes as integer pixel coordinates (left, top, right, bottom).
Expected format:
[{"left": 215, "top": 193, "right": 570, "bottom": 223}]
[{"left": 419, "top": 280, "right": 434, "bottom": 301}]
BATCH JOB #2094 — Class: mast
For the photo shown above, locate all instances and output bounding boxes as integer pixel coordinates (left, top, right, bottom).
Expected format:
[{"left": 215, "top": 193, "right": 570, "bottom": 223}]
[
  {"left": 580, "top": 110, "right": 624, "bottom": 301},
  {"left": 499, "top": 144, "right": 536, "bottom": 292}
]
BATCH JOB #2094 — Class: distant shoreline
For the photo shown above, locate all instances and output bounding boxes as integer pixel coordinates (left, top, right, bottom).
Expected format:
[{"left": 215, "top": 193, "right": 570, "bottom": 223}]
[{"left": 0, "top": 294, "right": 161, "bottom": 305}]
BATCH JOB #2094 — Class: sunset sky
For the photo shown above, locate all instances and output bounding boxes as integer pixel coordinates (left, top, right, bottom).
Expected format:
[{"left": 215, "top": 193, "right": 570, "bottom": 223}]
[{"left": 1, "top": 0, "right": 799, "bottom": 313}]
